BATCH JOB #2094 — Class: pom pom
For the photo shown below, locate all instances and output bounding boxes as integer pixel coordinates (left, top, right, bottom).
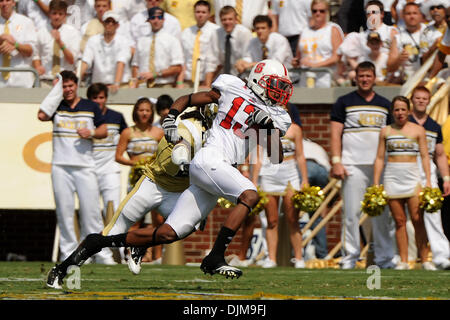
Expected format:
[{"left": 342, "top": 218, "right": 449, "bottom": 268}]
[
  {"left": 217, "top": 197, "right": 235, "bottom": 209},
  {"left": 217, "top": 188, "right": 268, "bottom": 216},
  {"left": 292, "top": 186, "right": 325, "bottom": 214},
  {"left": 419, "top": 187, "right": 444, "bottom": 213},
  {"left": 249, "top": 187, "right": 269, "bottom": 216},
  {"left": 361, "top": 185, "right": 387, "bottom": 217}
]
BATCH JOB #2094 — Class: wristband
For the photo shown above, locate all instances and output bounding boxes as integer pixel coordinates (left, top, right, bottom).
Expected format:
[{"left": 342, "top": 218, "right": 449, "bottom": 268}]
[
  {"left": 14, "top": 42, "right": 19, "bottom": 49},
  {"left": 168, "top": 108, "right": 180, "bottom": 118},
  {"left": 176, "top": 81, "right": 183, "bottom": 85},
  {"left": 331, "top": 156, "right": 341, "bottom": 164},
  {"left": 89, "top": 129, "right": 95, "bottom": 138},
  {"left": 61, "top": 44, "right": 66, "bottom": 51},
  {"left": 443, "top": 176, "right": 450, "bottom": 182},
  {"left": 153, "top": 71, "right": 157, "bottom": 79}
]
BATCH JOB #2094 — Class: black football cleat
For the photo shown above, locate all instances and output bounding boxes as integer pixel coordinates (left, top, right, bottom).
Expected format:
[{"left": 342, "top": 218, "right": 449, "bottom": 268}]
[{"left": 200, "top": 255, "right": 243, "bottom": 279}]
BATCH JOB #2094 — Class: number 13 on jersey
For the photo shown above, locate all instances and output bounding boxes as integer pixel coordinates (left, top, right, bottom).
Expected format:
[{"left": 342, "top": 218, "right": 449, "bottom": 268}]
[{"left": 220, "top": 97, "right": 255, "bottom": 138}]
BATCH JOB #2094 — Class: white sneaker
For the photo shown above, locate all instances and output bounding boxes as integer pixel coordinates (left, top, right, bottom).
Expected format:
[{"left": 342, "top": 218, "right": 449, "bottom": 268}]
[
  {"left": 395, "top": 262, "right": 410, "bottom": 270},
  {"left": 422, "top": 261, "right": 437, "bottom": 271},
  {"left": 262, "top": 259, "right": 277, "bottom": 268},
  {"left": 291, "top": 258, "right": 305, "bottom": 269},
  {"left": 340, "top": 261, "right": 355, "bottom": 270},
  {"left": 146, "top": 257, "right": 162, "bottom": 265},
  {"left": 228, "top": 256, "right": 250, "bottom": 267}
]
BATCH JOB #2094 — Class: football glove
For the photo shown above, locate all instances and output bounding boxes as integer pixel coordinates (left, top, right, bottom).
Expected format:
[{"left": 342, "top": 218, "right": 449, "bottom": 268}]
[
  {"left": 162, "top": 109, "right": 180, "bottom": 143},
  {"left": 247, "top": 108, "right": 275, "bottom": 129}
]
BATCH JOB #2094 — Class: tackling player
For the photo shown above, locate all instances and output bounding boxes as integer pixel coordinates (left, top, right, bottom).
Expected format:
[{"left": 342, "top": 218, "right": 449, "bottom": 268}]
[{"left": 47, "top": 59, "right": 293, "bottom": 286}]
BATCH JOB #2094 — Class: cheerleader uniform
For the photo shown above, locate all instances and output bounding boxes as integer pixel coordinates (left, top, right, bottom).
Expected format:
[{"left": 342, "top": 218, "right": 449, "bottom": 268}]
[
  {"left": 259, "top": 136, "right": 301, "bottom": 195},
  {"left": 383, "top": 127, "right": 421, "bottom": 199}
]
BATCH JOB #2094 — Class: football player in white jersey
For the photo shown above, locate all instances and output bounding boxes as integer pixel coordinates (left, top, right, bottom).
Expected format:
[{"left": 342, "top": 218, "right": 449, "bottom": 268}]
[{"left": 45, "top": 59, "right": 293, "bottom": 281}]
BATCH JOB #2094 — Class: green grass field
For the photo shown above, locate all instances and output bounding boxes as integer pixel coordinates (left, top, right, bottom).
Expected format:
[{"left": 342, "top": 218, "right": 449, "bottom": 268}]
[{"left": 1, "top": 262, "right": 449, "bottom": 300}]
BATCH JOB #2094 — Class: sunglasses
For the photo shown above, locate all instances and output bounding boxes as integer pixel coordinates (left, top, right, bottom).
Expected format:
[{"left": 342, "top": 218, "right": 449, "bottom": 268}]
[
  {"left": 366, "top": 10, "right": 381, "bottom": 15},
  {"left": 104, "top": 19, "right": 118, "bottom": 24},
  {"left": 430, "top": 5, "right": 444, "bottom": 10},
  {"left": 312, "top": 9, "right": 326, "bottom": 14},
  {"left": 149, "top": 15, "right": 164, "bottom": 20}
]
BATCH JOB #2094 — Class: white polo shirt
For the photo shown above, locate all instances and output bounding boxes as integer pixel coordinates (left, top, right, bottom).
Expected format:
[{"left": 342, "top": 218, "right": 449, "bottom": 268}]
[
  {"left": 271, "top": 0, "right": 311, "bottom": 38},
  {"left": 132, "top": 30, "right": 184, "bottom": 85},
  {"left": 33, "top": 23, "right": 81, "bottom": 79},
  {"left": 82, "top": 33, "right": 132, "bottom": 84},
  {"left": 0, "top": 12, "right": 37, "bottom": 88}
]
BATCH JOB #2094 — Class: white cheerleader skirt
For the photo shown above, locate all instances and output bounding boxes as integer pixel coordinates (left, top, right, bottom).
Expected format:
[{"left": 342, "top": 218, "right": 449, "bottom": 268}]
[
  {"left": 260, "top": 158, "right": 301, "bottom": 195},
  {"left": 383, "top": 162, "right": 421, "bottom": 199}
]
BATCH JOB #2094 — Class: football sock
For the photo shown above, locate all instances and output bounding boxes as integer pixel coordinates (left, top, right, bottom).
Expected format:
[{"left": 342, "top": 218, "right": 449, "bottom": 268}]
[
  {"left": 209, "top": 226, "right": 236, "bottom": 258},
  {"left": 58, "top": 233, "right": 128, "bottom": 275}
]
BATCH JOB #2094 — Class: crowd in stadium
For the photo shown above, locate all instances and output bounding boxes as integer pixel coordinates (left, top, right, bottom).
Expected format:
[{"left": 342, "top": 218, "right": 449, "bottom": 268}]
[
  {"left": 0, "top": 0, "right": 449, "bottom": 89},
  {"left": 2, "top": 0, "right": 450, "bottom": 278}
]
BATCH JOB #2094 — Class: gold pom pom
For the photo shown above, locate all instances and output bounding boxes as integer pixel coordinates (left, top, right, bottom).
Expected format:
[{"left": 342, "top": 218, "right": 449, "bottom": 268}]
[
  {"left": 361, "top": 185, "right": 387, "bottom": 217},
  {"left": 217, "top": 197, "right": 235, "bottom": 209},
  {"left": 291, "top": 186, "right": 325, "bottom": 214},
  {"left": 249, "top": 187, "right": 269, "bottom": 216},
  {"left": 419, "top": 187, "right": 444, "bottom": 213}
]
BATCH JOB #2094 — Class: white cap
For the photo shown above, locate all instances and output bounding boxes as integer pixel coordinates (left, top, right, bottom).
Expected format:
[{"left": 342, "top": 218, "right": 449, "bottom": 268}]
[
  {"left": 421, "top": 0, "right": 448, "bottom": 20},
  {"left": 102, "top": 11, "right": 120, "bottom": 22}
]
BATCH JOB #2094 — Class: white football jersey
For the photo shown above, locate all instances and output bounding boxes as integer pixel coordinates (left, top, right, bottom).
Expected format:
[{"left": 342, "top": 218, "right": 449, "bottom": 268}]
[{"left": 206, "top": 74, "right": 292, "bottom": 165}]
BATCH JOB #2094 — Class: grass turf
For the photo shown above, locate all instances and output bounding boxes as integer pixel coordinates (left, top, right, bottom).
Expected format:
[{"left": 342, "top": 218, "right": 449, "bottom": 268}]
[{"left": 1, "top": 262, "right": 449, "bottom": 300}]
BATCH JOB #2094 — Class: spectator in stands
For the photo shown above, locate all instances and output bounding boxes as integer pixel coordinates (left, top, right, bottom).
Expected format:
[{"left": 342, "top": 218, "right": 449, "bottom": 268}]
[
  {"left": 1, "top": 0, "right": 37, "bottom": 88},
  {"left": 391, "top": 0, "right": 425, "bottom": 29},
  {"left": 387, "top": 2, "right": 426, "bottom": 84},
  {"left": 211, "top": 5, "right": 252, "bottom": 77},
  {"left": 358, "top": 32, "right": 389, "bottom": 83},
  {"left": 213, "top": 0, "right": 269, "bottom": 32},
  {"left": 271, "top": 0, "right": 312, "bottom": 56},
  {"left": 330, "top": 61, "right": 395, "bottom": 270},
  {"left": 154, "top": 94, "right": 173, "bottom": 128},
  {"left": 130, "top": 0, "right": 181, "bottom": 46},
  {"left": 80, "top": 0, "right": 111, "bottom": 53},
  {"left": 162, "top": 0, "right": 215, "bottom": 30},
  {"left": 32, "top": 0, "right": 81, "bottom": 88},
  {"left": 37, "top": 70, "right": 115, "bottom": 264},
  {"left": 236, "top": 15, "right": 292, "bottom": 75},
  {"left": 179, "top": 1, "right": 219, "bottom": 88},
  {"left": 17, "top": 0, "right": 50, "bottom": 30},
  {"left": 373, "top": 95, "right": 432, "bottom": 270},
  {"left": 420, "top": 1, "right": 448, "bottom": 64},
  {"left": 81, "top": 0, "right": 133, "bottom": 53},
  {"left": 81, "top": 11, "right": 132, "bottom": 91},
  {"left": 131, "top": 6, "right": 183, "bottom": 88},
  {"left": 87, "top": 83, "right": 128, "bottom": 221},
  {"left": 292, "top": 0, "right": 344, "bottom": 88},
  {"left": 408, "top": 86, "right": 450, "bottom": 270},
  {"left": 336, "top": 1, "right": 397, "bottom": 87},
  {"left": 429, "top": 5, "right": 449, "bottom": 78}
]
